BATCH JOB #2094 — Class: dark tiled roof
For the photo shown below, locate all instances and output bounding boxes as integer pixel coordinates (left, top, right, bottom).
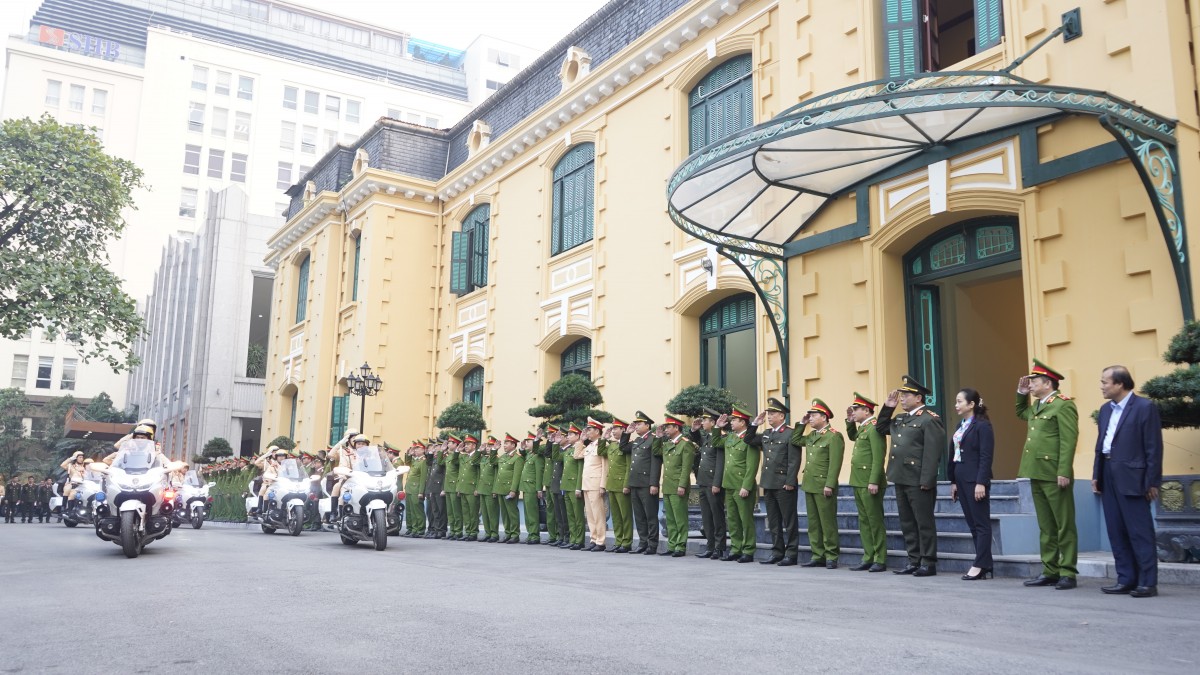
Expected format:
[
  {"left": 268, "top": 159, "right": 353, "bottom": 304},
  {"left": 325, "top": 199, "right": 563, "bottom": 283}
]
[{"left": 30, "top": 0, "right": 468, "bottom": 99}]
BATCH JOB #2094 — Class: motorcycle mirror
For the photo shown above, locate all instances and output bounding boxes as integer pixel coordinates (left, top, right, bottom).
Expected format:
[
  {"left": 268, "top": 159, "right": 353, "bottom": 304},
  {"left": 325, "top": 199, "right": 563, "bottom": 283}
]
[
  {"left": 395, "top": 466, "right": 411, "bottom": 475},
  {"left": 333, "top": 467, "right": 351, "bottom": 477},
  {"left": 87, "top": 463, "right": 110, "bottom": 473}
]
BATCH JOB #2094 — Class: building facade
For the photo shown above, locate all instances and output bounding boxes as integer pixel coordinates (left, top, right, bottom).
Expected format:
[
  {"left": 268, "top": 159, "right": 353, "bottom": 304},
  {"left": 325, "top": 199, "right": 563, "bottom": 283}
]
[
  {"left": 262, "top": 0, "right": 1200, "bottom": 500},
  {"left": 0, "top": 0, "right": 481, "bottom": 408}
]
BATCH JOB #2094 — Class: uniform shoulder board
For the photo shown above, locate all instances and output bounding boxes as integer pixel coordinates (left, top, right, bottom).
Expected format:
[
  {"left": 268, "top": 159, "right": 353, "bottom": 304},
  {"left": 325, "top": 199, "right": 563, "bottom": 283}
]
[
  {"left": 829, "top": 427, "right": 838, "bottom": 434},
  {"left": 862, "top": 419, "right": 876, "bottom": 426},
  {"left": 914, "top": 409, "right": 923, "bottom": 416},
  {"left": 927, "top": 411, "right": 939, "bottom": 418},
  {"left": 1058, "top": 394, "right": 1072, "bottom": 401}
]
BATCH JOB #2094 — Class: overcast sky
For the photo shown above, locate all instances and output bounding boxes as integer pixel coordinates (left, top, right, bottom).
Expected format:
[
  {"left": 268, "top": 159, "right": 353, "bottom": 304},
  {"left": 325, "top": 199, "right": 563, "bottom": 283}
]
[{"left": 0, "top": 0, "right": 611, "bottom": 109}]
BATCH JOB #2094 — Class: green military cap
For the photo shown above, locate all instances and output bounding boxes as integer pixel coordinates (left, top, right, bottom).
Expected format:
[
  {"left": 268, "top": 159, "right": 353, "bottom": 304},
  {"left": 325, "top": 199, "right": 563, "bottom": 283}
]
[
  {"left": 851, "top": 392, "right": 877, "bottom": 411},
  {"left": 1030, "top": 358, "right": 1065, "bottom": 383},
  {"left": 897, "top": 375, "right": 931, "bottom": 397},
  {"left": 699, "top": 407, "right": 720, "bottom": 419},
  {"left": 633, "top": 410, "right": 654, "bottom": 425},
  {"left": 807, "top": 398, "right": 832, "bottom": 417},
  {"left": 730, "top": 405, "right": 752, "bottom": 421},
  {"left": 765, "top": 397, "right": 789, "bottom": 414}
]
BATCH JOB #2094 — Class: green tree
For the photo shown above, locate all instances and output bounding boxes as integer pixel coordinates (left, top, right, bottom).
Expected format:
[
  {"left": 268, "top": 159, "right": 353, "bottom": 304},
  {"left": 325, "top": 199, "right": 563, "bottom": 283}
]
[
  {"left": 0, "top": 116, "right": 146, "bottom": 370},
  {"left": 527, "top": 374, "right": 612, "bottom": 430},
  {"left": 0, "top": 388, "right": 32, "bottom": 478},
  {"left": 665, "top": 384, "right": 746, "bottom": 418},
  {"left": 202, "top": 437, "right": 234, "bottom": 460},
  {"left": 82, "top": 392, "right": 133, "bottom": 423},
  {"left": 266, "top": 435, "right": 296, "bottom": 451},
  {"left": 1142, "top": 321, "right": 1200, "bottom": 429},
  {"left": 436, "top": 401, "right": 487, "bottom": 436},
  {"left": 246, "top": 344, "right": 267, "bottom": 379}
]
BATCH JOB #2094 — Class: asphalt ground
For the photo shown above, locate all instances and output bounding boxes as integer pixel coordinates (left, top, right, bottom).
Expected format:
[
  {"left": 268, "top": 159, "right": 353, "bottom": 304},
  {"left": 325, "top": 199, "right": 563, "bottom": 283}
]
[{"left": 1, "top": 522, "right": 1198, "bottom": 674}]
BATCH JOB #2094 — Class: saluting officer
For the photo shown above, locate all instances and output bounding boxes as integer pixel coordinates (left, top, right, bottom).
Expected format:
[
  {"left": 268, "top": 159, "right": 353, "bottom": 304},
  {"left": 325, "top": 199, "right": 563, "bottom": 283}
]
[
  {"left": 561, "top": 424, "right": 586, "bottom": 550},
  {"left": 690, "top": 408, "right": 727, "bottom": 560},
  {"left": 715, "top": 406, "right": 760, "bottom": 563},
  {"left": 658, "top": 415, "right": 696, "bottom": 558},
  {"left": 404, "top": 441, "right": 428, "bottom": 537},
  {"left": 542, "top": 425, "right": 569, "bottom": 547},
  {"left": 877, "top": 375, "right": 945, "bottom": 577},
  {"left": 623, "top": 411, "right": 663, "bottom": 554},
  {"left": 794, "top": 398, "right": 845, "bottom": 569},
  {"left": 749, "top": 398, "right": 802, "bottom": 566},
  {"left": 1018, "top": 359, "right": 1080, "bottom": 590},
  {"left": 477, "top": 435, "right": 500, "bottom": 543},
  {"left": 425, "top": 440, "right": 447, "bottom": 538},
  {"left": 519, "top": 432, "right": 543, "bottom": 544},
  {"left": 601, "top": 419, "right": 633, "bottom": 552},
  {"left": 457, "top": 435, "right": 482, "bottom": 542},
  {"left": 496, "top": 433, "right": 524, "bottom": 543},
  {"left": 846, "top": 393, "right": 887, "bottom": 572}
]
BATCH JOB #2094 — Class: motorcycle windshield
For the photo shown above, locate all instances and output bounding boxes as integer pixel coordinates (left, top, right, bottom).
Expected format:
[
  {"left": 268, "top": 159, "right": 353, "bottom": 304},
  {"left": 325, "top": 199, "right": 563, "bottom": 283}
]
[
  {"left": 351, "top": 446, "right": 389, "bottom": 476},
  {"left": 113, "top": 439, "right": 157, "bottom": 474},
  {"left": 278, "top": 458, "right": 303, "bottom": 481},
  {"left": 184, "top": 471, "right": 203, "bottom": 487}
]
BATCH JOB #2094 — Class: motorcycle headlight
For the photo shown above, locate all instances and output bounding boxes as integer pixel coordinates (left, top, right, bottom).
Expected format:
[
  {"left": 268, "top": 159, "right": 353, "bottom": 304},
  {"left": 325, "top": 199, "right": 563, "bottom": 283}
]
[
  {"left": 267, "top": 491, "right": 276, "bottom": 500},
  {"left": 94, "top": 492, "right": 105, "bottom": 502},
  {"left": 342, "top": 492, "right": 352, "bottom": 502}
]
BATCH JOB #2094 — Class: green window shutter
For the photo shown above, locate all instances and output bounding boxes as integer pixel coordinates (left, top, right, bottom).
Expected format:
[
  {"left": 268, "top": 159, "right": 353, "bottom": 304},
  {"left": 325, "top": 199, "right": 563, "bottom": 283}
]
[
  {"left": 688, "top": 55, "right": 753, "bottom": 153},
  {"left": 449, "top": 230, "right": 471, "bottom": 295},
  {"left": 551, "top": 144, "right": 595, "bottom": 255},
  {"left": 471, "top": 210, "right": 489, "bottom": 290},
  {"left": 975, "top": 0, "right": 1004, "bottom": 52},
  {"left": 351, "top": 236, "right": 361, "bottom": 301},
  {"left": 329, "top": 395, "right": 348, "bottom": 445},
  {"left": 295, "top": 257, "right": 309, "bottom": 323},
  {"left": 289, "top": 393, "right": 297, "bottom": 439},
  {"left": 882, "top": 0, "right": 921, "bottom": 79},
  {"left": 551, "top": 180, "right": 563, "bottom": 254}
]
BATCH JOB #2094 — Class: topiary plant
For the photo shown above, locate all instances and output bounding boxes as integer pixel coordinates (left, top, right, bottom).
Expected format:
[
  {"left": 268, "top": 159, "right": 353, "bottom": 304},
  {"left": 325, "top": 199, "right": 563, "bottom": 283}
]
[
  {"left": 436, "top": 401, "right": 487, "bottom": 435},
  {"left": 202, "top": 437, "right": 233, "bottom": 459},
  {"left": 665, "top": 384, "right": 747, "bottom": 418},
  {"left": 266, "top": 435, "right": 296, "bottom": 451},
  {"left": 1142, "top": 320, "right": 1200, "bottom": 429},
  {"left": 527, "top": 374, "right": 611, "bottom": 430}
]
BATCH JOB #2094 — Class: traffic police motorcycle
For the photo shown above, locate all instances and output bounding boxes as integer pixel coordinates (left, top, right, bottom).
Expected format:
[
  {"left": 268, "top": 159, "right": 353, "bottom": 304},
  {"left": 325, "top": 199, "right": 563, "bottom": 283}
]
[
  {"left": 332, "top": 445, "right": 406, "bottom": 550},
  {"left": 258, "top": 456, "right": 319, "bottom": 536},
  {"left": 62, "top": 464, "right": 106, "bottom": 528},
  {"left": 91, "top": 437, "right": 182, "bottom": 558},
  {"left": 170, "top": 470, "right": 214, "bottom": 530}
]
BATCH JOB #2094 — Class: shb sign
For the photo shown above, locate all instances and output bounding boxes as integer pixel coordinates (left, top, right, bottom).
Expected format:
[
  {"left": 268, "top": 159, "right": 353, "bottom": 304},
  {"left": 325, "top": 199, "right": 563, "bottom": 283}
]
[{"left": 38, "top": 25, "right": 120, "bottom": 61}]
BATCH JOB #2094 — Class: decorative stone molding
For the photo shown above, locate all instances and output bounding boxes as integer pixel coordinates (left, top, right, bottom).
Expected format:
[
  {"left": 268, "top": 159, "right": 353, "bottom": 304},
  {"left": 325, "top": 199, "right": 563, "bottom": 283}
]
[
  {"left": 560, "top": 46, "right": 592, "bottom": 91},
  {"left": 466, "top": 120, "right": 492, "bottom": 157},
  {"left": 352, "top": 148, "right": 369, "bottom": 177},
  {"left": 878, "top": 139, "right": 1018, "bottom": 227}
]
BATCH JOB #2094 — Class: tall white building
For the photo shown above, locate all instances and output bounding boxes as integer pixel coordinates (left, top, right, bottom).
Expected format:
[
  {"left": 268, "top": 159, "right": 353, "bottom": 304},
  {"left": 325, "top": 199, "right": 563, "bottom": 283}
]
[
  {"left": 0, "top": 0, "right": 489, "bottom": 413},
  {"left": 460, "top": 35, "right": 541, "bottom": 105}
]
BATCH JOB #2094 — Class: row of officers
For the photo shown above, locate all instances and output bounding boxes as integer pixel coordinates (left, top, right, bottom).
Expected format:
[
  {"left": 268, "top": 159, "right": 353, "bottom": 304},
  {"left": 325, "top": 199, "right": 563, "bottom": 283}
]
[
  {"left": 389, "top": 359, "right": 1162, "bottom": 597},
  {"left": 0, "top": 476, "right": 58, "bottom": 523}
]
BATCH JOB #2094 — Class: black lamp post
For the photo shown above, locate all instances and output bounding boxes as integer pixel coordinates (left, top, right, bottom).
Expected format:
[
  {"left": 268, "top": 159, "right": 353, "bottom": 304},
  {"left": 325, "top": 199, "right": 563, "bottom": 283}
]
[{"left": 345, "top": 362, "right": 383, "bottom": 434}]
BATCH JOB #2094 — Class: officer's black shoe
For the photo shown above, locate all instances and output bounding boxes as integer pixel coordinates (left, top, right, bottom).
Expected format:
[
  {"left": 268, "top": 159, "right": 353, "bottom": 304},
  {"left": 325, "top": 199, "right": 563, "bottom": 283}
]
[
  {"left": 737, "top": 554, "right": 754, "bottom": 563},
  {"left": 913, "top": 565, "right": 936, "bottom": 577},
  {"left": 850, "top": 562, "right": 873, "bottom": 571},
  {"left": 800, "top": 558, "right": 825, "bottom": 568},
  {"left": 759, "top": 555, "right": 784, "bottom": 565},
  {"left": 584, "top": 543, "right": 596, "bottom": 551},
  {"left": 1130, "top": 585, "right": 1157, "bottom": 598},
  {"left": 557, "top": 541, "right": 572, "bottom": 548},
  {"left": 893, "top": 565, "right": 919, "bottom": 575},
  {"left": 1023, "top": 575, "right": 1060, "bottom": 587},
  {"left": 694, "top": 549, "right": 713, "bottom": 559},
  {"left": 670, "top": 550, "right": 685, "bottom": 557},
  {"left": 631, "top": 544, "right": 647, "bottom": 554},
  {"left": 715, "top": 550, "right": 731, "bottom": 561},
  {"left": 593, "top": 545, "right": 606, "bottom": 552},
  {"left": 506, "top": 537, "right": 518, "bottom": 544},
  {"left": 1054, "top": 577, "right": 1077, "bottom": 590},
  {"left": 1101, "top": 583, "right": 1135, "bottom": 594},
  {"left": 868, "top": 563, "right": 888, "bottom": 573},
  {"left": 568, "top": 544, "right": 582, "bottom": 550},
  {"left": 545, "top": 539, "right": 558, "bottom": 545},
  {"left": 777, "top": 557, "right": 797, "bottom": 567},
  {"left": 657, "top": 548, "right": 674, "bottom": 556},
  {"left": 826, "top": 560, "right": 839, "bottom": 570},
  {"left": 642, "top": 547, "right": 658, "bottom": 556},
  {"left": 613, "top": 546, "right": 628, "bottom": 553}
]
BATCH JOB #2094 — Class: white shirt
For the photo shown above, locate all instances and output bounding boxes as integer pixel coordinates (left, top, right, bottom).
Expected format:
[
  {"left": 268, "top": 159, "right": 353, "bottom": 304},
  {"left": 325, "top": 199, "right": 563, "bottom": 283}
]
[{"left": 1102, "top": 391, "right": 1132, "bottom": 455}]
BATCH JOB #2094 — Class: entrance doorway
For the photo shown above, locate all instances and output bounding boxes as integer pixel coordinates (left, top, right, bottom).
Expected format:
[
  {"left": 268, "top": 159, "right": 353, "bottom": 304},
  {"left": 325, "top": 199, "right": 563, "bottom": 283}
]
[{"left": 904, "top": 217, "right": 1027, "bottom": 479}]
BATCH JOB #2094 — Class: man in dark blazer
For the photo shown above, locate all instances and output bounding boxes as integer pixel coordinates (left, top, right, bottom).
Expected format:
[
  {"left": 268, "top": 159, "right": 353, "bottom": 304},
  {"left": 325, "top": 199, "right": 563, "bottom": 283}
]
[{"left": 1093, "top": 365, "right": 1163, "bottom": 598}]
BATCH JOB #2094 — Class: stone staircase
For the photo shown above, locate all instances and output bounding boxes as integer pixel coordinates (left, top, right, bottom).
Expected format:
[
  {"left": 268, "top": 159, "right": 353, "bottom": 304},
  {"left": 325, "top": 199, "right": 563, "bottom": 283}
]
[{"left": 778, "top": 480, "right": 1046, "bottom": 577}]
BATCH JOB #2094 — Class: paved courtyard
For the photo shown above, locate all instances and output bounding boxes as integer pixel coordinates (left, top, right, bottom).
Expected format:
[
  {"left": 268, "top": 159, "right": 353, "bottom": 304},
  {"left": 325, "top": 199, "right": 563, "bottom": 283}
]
[{"left": 2, "top": 523, "right": 1198, "bottom": 674}]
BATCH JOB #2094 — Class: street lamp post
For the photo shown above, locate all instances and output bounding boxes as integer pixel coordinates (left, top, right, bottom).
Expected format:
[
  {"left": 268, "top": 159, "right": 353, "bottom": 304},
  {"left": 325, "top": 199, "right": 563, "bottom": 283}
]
[{"left": 345, "top": 362, "right": 383, "bottom": 435}]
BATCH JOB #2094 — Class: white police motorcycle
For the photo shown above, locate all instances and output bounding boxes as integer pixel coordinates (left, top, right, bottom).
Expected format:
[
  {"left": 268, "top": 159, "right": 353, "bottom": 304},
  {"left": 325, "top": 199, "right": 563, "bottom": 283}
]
[
  {"left": 62, "top": 465, "right": 106, "bottom": 528},
  {"left": 91, "top": 439, "right": 182, "bottom": 558},
  {"left": 259, "top": 457, "right": 318, "bottom": 537},
  {"left": 332, "top": 445, "right": 406, "bottom": 551},
  {"left": 171, "top": 470, "right": 214, "bottom": 530}
]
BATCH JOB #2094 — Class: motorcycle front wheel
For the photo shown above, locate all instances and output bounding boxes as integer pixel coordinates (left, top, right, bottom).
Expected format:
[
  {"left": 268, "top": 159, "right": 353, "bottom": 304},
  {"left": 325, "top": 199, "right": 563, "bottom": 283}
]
[
  {"left": 372, "top": 509, "right": 387, "bottom": 551},
  {"left": 191, "top": 509, "right": 204, "bottom": 529},
  {"left": 288, "top": 504, "right": 303, "bottom": 536},
  {"left": 120, "top": 511, "right": 139, "bottom": 559},
  {"left": 64, "top": 518, "right": 78, "bottom": 528},
  {"left": 340, "top": 534, "right": 357, "bottom": 546}
]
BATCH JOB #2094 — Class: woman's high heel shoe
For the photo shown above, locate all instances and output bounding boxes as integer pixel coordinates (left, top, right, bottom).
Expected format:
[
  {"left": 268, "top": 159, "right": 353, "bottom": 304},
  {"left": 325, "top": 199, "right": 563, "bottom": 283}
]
[{"left": 961, "top": 568, "right": 993, "bottom": 581}]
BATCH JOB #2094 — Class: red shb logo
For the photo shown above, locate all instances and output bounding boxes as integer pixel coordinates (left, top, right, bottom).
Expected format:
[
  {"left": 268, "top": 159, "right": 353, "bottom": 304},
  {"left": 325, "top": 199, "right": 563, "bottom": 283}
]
[{"left": 38, "top": 26, "right": 65, "bottom": 46}]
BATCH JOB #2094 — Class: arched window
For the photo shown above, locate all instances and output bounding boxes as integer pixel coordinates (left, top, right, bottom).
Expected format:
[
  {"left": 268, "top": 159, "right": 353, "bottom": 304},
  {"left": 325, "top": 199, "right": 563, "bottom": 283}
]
[
  {"left": 351, "top": 235, "right": 361, "bottom": 301},
  {"left": 294, "top": 256, "right": 310, "bottom": 323},
  {"left": 560, "top": 338, "right": 592, "bottom": 379},
  {"left": 551, "top": 144, "right": 594, "bottom": 255},
  {"left": 288, "top": 391, "right": 298, "bottom": 439},
  {"left": 688, "top": 54, "right": 753, "bottom": 153},
  {"left": 700, "top": 293, "right": 757, "bottom": 407},
  {"left": 450, "top": 205, "right": 489, "bottom": 295},
  {"left": 462, "top": 366, "right": 484, "bottom": 409}
]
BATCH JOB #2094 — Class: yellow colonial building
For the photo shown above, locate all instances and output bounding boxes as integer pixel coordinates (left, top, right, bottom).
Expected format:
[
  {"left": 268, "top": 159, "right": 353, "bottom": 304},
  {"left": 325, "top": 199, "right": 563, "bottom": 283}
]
[{"left": 263, "top": 0, "right": 1200, "bottom": 502}]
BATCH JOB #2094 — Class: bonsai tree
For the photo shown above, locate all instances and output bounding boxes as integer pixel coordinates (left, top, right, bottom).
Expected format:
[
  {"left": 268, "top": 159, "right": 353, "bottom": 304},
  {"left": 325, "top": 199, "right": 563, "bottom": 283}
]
[
  {"left": 1142, "top": 320, "right": 1200, "bottom": 429},
  {"left": 191, "top": 454, "right": 209, "bottom": 465},
  {"left": 527, "top": 374, "right": 612, "bottom": 430},
  {"left": 436, "top": 401, "right": 487, "bottom": 436},
  {"left": 266, "top": 435, "right": 296, "bottom": 451},
  {"left": 202, "top": 437, "right": 234, "bottom": 460},
  {"left": 666, "top": 384, "right": 747, "bottom": 418}
]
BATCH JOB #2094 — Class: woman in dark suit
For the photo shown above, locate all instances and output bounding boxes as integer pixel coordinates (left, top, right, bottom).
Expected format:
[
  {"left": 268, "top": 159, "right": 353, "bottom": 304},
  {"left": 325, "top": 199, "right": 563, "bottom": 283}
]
[{"left": 949, "top": 388, "right": 994, "bottom": 580}]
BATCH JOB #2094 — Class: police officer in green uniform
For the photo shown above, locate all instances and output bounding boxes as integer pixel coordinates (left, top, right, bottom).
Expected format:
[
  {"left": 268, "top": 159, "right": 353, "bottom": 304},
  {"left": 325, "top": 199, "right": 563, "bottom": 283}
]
[
  {"left": 496, "top": 433, "right": 524, "bottom": 543},
  {"left": 1018, "top": 359, "right": 1080, "bottom": 590},
  {"left": 457, "top": 434, "right": 482, "bottom": 542},
  {"left": 749, "top": 398, "right": 802, "bottom": 566},
  {"left": 477, "top": 436, "right": 500, "bottom": 542},
  {"left": 846, "top": 393, "right": 887, "bottom": 572},
  {"left": 657, "top": 415, "right": 696, "bottom": 558},
  {"left": 877, "top": 375, "right": 945, "bottom": 577},
  {"left": 601, "top": 419, "right": 633, "bottom": 552},
  {"left": 794, "top": 398, "right": 845, "bottom": 569},
  {"left": 689, "top": 408, "right": 727, "bottom": 560},
  {"left": 543, "top": 425, "right": 569, "bottom": 546},
  {"left": 518, "top": 432, "right": 543, "bottom": 544},
  {"left": 424, "top": 441, "right": 445, "bottom": 537},
  {"left": 560, "top": 424, "right": 585, "bottom": 550},
  {"left": 715, "top": 406, "right": 760, "bottom": 563},
  {"left": 404, "top": 441, "right": 428, "bottom": 537},
  {"left": 442, "top": 435, "right": 463, "bottom": 540},
  {"left": 622, "top": 411, "right": 663, "bottom": 554}
]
